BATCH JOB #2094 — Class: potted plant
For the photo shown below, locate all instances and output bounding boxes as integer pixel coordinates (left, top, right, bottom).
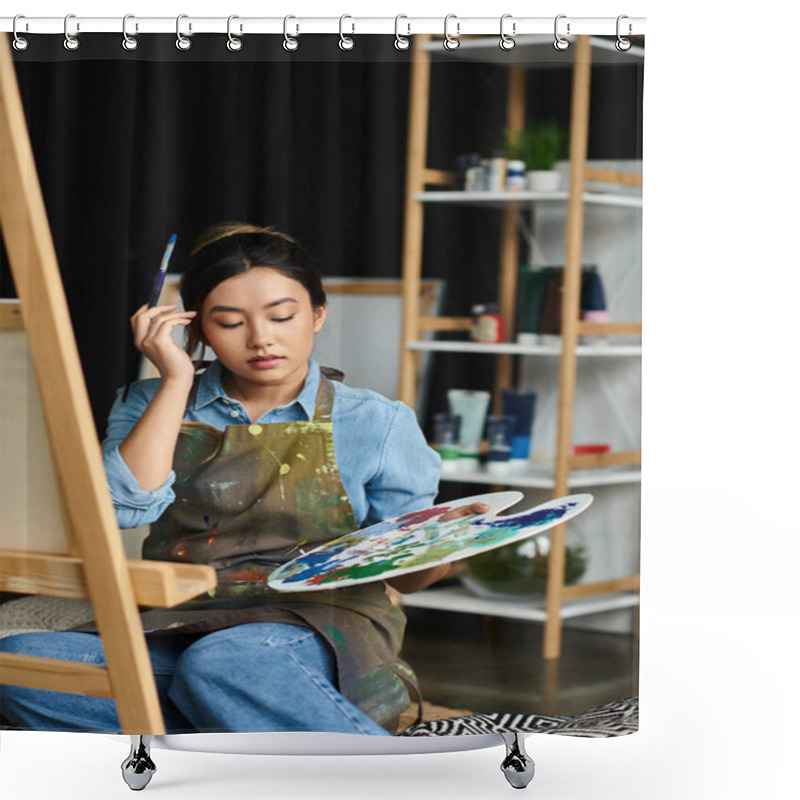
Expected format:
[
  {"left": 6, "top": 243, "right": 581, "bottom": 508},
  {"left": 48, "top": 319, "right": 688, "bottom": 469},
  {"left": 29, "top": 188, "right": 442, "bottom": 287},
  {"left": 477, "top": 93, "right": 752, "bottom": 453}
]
[{"left": 507, "top": 120, "right": 569, "bottom": 192}]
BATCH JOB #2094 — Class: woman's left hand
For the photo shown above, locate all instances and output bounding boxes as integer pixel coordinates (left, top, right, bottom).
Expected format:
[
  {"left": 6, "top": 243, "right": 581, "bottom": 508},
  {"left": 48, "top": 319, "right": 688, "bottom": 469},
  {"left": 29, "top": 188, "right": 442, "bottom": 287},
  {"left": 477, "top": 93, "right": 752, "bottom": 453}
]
[{"left": 385, "top": 502, "right": 490, "bottom": 594}]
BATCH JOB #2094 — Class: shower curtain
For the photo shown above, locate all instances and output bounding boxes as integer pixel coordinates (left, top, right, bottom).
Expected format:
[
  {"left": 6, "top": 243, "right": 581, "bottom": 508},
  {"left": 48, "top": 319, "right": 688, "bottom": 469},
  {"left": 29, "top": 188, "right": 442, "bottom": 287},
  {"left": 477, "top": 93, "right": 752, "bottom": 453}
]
[{"left": 0, "top": 22, "right": 642, "bottom": 746}]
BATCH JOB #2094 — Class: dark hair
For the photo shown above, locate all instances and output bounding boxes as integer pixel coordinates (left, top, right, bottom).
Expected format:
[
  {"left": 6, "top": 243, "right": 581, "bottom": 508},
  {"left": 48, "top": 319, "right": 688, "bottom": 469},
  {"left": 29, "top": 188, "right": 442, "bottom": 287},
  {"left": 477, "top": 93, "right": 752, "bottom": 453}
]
[{"left": 180, "top": 222, "right": 326, "bottom": 357}]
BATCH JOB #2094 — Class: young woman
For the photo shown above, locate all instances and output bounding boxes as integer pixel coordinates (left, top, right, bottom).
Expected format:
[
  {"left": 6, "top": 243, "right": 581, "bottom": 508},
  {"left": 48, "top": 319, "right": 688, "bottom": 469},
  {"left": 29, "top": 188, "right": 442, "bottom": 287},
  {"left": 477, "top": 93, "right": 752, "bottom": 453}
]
[{"left": 0, "top": 223, "right": 484, "bottom": 736}]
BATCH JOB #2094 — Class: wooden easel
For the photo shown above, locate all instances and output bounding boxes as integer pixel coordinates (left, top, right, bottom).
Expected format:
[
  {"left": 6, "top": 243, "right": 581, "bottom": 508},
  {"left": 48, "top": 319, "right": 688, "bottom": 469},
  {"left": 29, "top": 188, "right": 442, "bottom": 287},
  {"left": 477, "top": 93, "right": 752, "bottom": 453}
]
[{"left": 0, "top": 33, "right": 216, "bottom": 735}]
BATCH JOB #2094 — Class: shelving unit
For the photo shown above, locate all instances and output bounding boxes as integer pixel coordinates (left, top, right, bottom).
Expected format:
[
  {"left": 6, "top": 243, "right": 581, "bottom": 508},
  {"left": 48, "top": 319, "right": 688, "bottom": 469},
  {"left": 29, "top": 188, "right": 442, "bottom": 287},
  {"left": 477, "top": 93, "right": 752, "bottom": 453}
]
[{"left": 397, "top": 34, "right": 643, "bottom": 659}]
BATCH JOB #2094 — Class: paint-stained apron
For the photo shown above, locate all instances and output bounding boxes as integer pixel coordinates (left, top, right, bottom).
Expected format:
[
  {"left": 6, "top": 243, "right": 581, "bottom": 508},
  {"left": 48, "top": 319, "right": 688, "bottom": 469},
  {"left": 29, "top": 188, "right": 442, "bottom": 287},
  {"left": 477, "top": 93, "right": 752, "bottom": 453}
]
[{"left": 138, "top": 375, "right": 421, "bottom": 732}]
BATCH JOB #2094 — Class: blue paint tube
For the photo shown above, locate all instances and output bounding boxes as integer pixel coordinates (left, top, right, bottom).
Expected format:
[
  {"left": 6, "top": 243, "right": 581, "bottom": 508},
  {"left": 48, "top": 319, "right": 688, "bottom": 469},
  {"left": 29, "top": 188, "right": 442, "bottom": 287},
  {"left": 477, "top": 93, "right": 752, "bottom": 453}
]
[{"left": 501, "top": 389, "right": 537, "bottom": 462}]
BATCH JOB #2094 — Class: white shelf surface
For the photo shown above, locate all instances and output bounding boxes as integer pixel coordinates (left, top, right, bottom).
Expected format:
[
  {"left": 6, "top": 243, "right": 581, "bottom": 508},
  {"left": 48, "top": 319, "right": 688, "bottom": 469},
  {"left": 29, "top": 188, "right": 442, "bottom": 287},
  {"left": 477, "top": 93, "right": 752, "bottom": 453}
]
[
  {"left": 439, "top": 462, "right": 641, "bottom": 489},
  {"left": 414, "top": 189, "right": 642, "bottom": 210},
  {"left": 406, "top": 340, "right": 641, "bottom": 357},
  {"left": 401, "top": 585, "right": 639, "bottom": 622}
]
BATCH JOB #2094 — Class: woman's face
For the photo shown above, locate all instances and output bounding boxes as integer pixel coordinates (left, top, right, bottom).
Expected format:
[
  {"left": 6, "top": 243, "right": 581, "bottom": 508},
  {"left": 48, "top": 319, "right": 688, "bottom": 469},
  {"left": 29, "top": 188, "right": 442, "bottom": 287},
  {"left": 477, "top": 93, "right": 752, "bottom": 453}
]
[{"left": 200, "top": 267, "right": 326, "bottom": 392}]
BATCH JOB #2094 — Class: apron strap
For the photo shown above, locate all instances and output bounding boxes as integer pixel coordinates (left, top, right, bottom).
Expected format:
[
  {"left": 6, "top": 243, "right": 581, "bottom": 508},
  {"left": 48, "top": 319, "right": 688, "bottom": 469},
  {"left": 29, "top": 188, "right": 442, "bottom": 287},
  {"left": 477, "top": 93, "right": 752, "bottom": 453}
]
[
  {"left": 312, "top": 372, "right": 337, "bottom": 423},
  {"left": 393, "top": 658, "right": 426, "bottom": 728}
]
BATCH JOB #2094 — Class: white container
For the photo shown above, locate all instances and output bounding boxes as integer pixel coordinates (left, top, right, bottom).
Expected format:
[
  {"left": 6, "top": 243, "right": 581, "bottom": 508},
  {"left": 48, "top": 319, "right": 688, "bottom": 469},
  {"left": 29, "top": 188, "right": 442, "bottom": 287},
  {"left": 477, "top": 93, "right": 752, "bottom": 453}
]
[
  {"left": 487, "top": 157, "right": 507, "bottom": 192},
  {"left": 447, "top": 389, "right": 491, "bottom": 460},
  {"left": 526, "top": 170, "right": 561, "bottom": 192}
]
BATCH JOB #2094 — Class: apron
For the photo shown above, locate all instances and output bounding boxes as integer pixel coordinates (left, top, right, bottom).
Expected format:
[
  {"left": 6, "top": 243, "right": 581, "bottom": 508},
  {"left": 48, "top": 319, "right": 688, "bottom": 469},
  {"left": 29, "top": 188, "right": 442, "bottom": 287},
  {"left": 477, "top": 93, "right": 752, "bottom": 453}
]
[{"left": 137, "top": 374, "right": 422, "bottom": 732}]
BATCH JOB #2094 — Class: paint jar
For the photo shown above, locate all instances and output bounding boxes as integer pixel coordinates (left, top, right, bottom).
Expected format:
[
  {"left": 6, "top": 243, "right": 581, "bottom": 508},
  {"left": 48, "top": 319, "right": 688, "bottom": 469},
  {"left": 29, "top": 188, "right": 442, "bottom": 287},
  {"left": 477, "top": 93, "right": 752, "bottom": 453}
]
[
  {"left": 455, "top": 153, "right": 482, "bottom": 189},
  {"left": 486, "top": 414, "right": 515, "bottom": 475},
  {"left": 487, "top": 154, "right": 507, "bottom": 192},
  {"left": 475, "top": 303, "right": 504, "bottom": 343},
  {"left": 501, "top": 388, "right": 537, "bottom": 462},
  {"left": 469, "top": 304, "right": 486, "bottom": 341},
  {"left": 464, "top": 164, "right": 487, "bottom": 192},
  {"left": 447, "top": 389, "right": 491, "bottom": 466},
  {"left": 506, "top": 160, "right": 526, "bottom": 191},
  {"left": 433, "top": 413, "right": 461, "bottom": 472}
]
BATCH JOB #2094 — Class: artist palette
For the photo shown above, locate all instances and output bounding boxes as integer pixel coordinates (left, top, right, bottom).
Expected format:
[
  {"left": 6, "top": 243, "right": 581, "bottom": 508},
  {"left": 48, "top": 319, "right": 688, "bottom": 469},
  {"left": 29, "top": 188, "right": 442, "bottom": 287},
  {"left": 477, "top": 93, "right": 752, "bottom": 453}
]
[{"left": 267, "top": 491, "right": 593, "bottom": 591}]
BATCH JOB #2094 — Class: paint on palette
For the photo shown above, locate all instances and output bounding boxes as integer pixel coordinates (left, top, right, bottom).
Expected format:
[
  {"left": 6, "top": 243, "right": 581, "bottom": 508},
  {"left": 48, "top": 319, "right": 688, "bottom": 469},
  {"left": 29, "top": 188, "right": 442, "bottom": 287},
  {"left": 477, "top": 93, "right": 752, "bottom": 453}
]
[{"left": 268, "top": 494, "right": 593, "bottom": 592}]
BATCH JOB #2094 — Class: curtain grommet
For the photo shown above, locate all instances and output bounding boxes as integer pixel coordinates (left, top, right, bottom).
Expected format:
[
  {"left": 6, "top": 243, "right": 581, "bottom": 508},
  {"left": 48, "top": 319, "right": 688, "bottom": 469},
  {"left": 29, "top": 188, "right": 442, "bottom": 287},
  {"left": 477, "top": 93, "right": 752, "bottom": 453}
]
[
  {"left": 443, "top": 14, "right": 460, "bottom": 50},
  {"left": 339, "top": 15, "right": 355, "bottom": 51},
  {"left": 63, "top": 14, "right": 80, "bottom": 51},
  {"left": 394, "top": 15, "right": 410, "bottom": 51},
  {"left": 554, "top": 14, "right": 570, "bottom": 51},
  {"left": 499, "top": 14, "right": 516, "bottom": 51},
  {"left": 122, "top": 14, "right": 138, "bottom": 51},
  {"left": 283, "top": 15, "right": 299, "bottom": 51},
  {"left": 616, "top": 15, "right": 632, "bottom": 51},
  {"left": 12, "top": 15, "right": 29, "bottom": 51},
  {"left": 227, "top": 15, "right": 243, "bottom": 51},
  {"left": 176, "top": 14, "right": 192, "bottom": 50}
]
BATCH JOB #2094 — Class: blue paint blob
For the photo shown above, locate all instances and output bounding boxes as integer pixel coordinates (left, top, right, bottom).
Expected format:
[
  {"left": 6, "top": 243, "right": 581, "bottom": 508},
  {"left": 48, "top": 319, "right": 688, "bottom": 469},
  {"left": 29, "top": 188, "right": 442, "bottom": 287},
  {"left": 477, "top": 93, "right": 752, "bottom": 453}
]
[{"left": 482, "top": 502, "right": 575, "bottom": 529}]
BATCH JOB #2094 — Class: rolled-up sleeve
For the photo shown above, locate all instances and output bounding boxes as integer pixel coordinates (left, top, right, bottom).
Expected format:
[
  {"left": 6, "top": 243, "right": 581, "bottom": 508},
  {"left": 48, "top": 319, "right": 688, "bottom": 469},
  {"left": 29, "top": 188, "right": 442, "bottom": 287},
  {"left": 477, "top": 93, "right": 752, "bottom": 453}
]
[
  {"left": 364, "top": 402, "right": 441, "bottom": 525},
  {"left": 102, "top": 382, "right": 176, "bottom": 528}
]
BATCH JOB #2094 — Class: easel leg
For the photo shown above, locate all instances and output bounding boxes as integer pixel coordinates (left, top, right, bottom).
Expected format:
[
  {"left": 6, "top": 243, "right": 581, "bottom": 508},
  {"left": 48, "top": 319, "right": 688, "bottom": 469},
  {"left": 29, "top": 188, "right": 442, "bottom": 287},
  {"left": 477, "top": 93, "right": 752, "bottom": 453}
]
[
  {"left": 121, "top": 735, "right": 157, "bottom": 791},
  {"left": 499, "top": 732, "right": 535, "bottom": 789}
]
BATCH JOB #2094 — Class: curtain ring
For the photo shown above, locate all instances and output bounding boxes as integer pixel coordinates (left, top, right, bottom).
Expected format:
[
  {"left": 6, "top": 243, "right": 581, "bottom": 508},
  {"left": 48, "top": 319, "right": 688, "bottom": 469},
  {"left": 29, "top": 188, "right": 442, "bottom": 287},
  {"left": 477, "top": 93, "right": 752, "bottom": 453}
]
[
  {"left": 394, "top": 15, "right": 410, "bottom": 51},
  {"left": 615, "top": 15, "right": 632, "bottom": 52},
  {"left": 63, "top": 14, "right": 80, "bottom": 51},
  {"left": 553, "top": 14, "right": 570, "bottom": 51},
  {"left": 443, "top": 14, "right": 460, "bottom": 50},
  {"left": 227, "top": 15, "right": 243, "bottom": 51},
  {"left": 12, "top": 15, "right": 29, "bottom": 51},
  {"left": 499, "top": 14, "right": 516, "bottom": 51},
  {"left": 122, "top": 15, "right": 138, "bottom": 51},
  {"left": 176, "top": 14, "right": 192, "bottom": 50},
  {"left": 283, "top": 15, "right": 299, "bottom": 51},
  {"left": 339, "top": 15, "right": 355, "bottom": 51}
]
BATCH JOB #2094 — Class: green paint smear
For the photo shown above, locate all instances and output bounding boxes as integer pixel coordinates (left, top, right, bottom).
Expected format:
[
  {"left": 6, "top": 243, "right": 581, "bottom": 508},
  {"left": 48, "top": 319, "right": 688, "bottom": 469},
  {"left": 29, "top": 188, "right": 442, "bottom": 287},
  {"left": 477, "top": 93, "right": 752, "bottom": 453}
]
[
  {"left": 319, "top": 557, "right": 406, "bottom": 584},
  {"left": 325, "top": 625, "right": 345, "bottom": 645}
]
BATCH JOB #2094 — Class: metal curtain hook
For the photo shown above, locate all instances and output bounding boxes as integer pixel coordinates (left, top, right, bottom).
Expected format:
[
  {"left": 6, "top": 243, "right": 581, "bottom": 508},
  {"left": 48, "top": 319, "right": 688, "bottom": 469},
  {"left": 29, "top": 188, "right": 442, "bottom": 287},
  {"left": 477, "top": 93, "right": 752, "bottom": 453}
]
[
  {"left": 176, "top": 14, "right": 192, "bottom": 50},
  {"left": 64, "top": 13, "right": 80, "bottom": 51},
  {"left": 339, "top": 15, "right": 355, "bottom": 50},
  {"left": 394, "top": 14, "right": 410, "bottom": 51},
  {"left": 12, "top": 15, "right": 29, "bottom": 51},
  {"left": 227, "top": 15, "right": 243, "bottom": 51},
  {"left": 283, "top": 15, "right": 299, "bottom": 51},
  {"left": 499, "top": 14, "right": 516, "bottom": 51},
  {"left": 554, "top": 14, "right": 570, "bottom": 51},
  {"left": 122, "top": 15, "right": 138, "bottom": 51},
  {"left": 444, "top": 14, "right": 460, "bottom": 50},
  {"left": 616, "top": 15, "right": 632, "bottom": 51}
]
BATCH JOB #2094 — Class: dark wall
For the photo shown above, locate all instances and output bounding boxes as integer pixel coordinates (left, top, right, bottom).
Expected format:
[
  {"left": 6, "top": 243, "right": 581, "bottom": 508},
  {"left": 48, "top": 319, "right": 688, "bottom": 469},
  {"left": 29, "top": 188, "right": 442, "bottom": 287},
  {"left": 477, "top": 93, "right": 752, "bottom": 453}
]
[{"left": 2, "top": 34, "right": 643, "bottom": 438}]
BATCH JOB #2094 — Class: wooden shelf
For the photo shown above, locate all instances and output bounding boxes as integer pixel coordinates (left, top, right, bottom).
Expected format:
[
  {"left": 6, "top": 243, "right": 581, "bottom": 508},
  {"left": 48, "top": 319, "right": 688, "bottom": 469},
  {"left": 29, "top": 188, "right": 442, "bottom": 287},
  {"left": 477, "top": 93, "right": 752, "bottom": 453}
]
[
  {"left": 401, "top": 585, "right": 639, "bottom": 622},
  {"left": 406, "top": 339, "right": 641, "bottom": 357},
  {"left": 439, "top": 462, "right": 641, "bottom": 489},
  {"left": 414, "top": 189, "right": 642, "bottom": 209},
  {"left": 398, "top": 33, "right": 642, "bottom": 658}
]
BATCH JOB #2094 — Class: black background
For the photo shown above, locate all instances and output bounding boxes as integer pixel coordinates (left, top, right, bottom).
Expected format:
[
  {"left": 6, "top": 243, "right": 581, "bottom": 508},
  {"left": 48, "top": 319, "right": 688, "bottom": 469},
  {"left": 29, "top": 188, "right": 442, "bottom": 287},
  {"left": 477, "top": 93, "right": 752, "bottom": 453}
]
[{"left": 2, "top": 34, "right": 643, "bottom": 438}]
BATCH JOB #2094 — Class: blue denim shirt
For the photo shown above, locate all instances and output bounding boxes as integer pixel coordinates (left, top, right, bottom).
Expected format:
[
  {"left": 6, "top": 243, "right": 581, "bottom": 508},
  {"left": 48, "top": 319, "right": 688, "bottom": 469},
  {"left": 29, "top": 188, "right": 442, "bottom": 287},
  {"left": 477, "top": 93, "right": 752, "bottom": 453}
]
[{"left": 103, "top": 359, "right": 441, "bottom": 530}]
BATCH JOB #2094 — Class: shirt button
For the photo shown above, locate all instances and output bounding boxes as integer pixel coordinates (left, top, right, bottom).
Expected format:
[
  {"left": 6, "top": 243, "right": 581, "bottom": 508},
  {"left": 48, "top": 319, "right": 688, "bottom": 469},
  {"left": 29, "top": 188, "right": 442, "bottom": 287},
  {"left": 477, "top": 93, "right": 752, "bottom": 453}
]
[{"left": 231, "top": 410, "right": 240, "bottom": 418}]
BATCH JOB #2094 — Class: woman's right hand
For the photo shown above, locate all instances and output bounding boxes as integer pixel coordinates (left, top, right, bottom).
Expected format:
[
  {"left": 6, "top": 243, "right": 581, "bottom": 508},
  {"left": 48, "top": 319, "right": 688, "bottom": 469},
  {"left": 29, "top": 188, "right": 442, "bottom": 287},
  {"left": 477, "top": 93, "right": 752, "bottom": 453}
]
[{"left": 131, "top": 303, "right": 197, "bottom": 383}]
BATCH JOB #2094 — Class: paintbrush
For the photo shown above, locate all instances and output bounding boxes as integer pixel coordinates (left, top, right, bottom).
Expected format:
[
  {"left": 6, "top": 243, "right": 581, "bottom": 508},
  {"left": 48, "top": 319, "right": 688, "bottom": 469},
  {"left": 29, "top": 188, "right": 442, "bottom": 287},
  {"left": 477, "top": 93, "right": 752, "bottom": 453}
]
[{"left": 121, "top": 233, "right": 178, "bottom": 403}]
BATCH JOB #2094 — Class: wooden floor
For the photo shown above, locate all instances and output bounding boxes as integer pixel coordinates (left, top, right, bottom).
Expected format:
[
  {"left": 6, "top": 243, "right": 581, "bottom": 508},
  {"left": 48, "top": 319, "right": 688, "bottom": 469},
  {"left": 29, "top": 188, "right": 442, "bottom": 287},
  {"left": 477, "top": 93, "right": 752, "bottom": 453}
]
[{"left": 401, "top": 602, "right": 638, "bottom": 719}]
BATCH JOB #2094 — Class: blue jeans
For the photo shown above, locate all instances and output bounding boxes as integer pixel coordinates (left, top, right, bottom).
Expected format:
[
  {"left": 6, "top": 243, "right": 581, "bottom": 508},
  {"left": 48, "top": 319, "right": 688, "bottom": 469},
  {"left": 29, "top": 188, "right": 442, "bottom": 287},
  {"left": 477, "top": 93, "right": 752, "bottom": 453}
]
[{"left": 0, "top": 623, "right": 390, "bottom": 736}]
